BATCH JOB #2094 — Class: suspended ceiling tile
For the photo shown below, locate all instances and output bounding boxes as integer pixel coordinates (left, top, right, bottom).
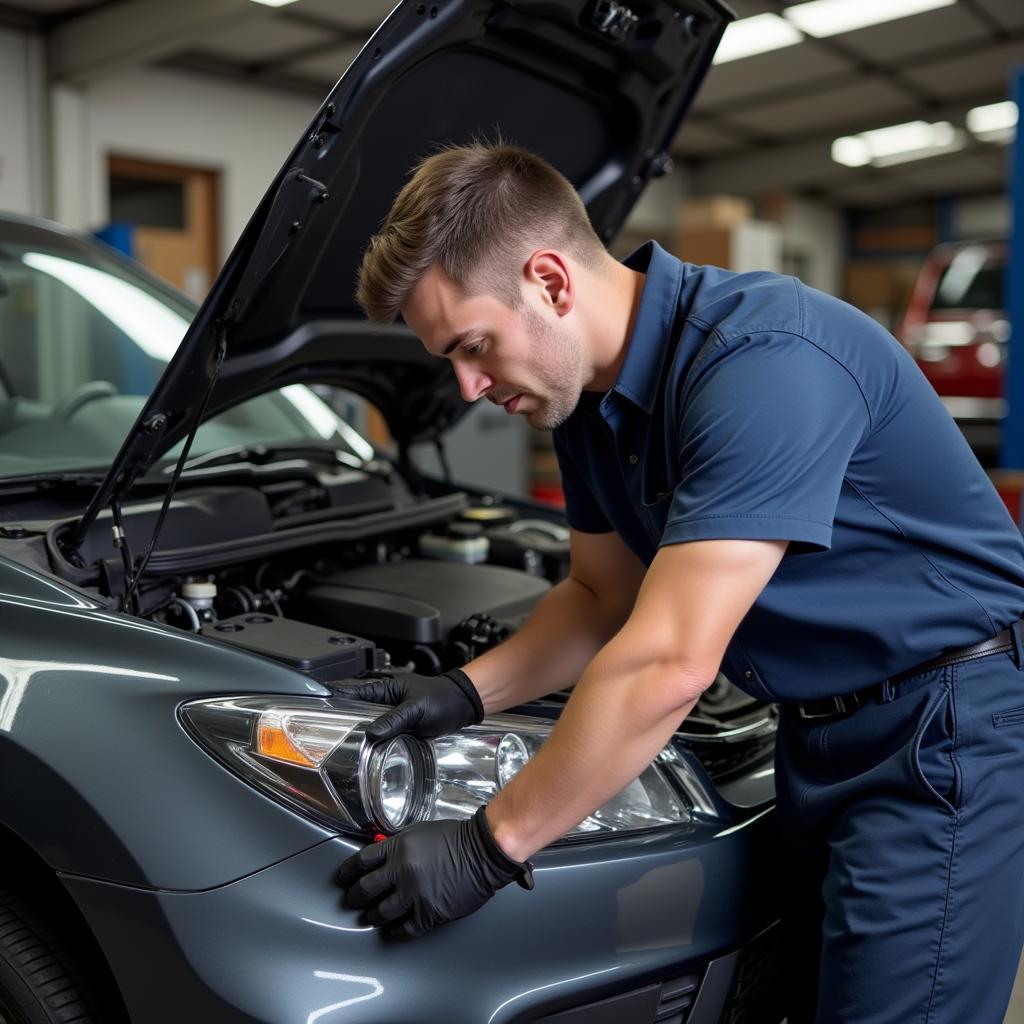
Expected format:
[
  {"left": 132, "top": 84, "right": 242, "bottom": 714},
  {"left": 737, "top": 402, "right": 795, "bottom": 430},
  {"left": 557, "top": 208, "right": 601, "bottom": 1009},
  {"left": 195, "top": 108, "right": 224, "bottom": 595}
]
[
  {"left": 670, "top": 119, "right": 746, "bottom": 157},
  {"left": 695, "top": 42, "right": 854, "bottom": 109},
  {"left": 291, "top": 0, "right": 399, "bottom": 31},
  {"left": 828, "top": 178, "right": 923, "bottom": 206},
  {"left": 971, "top": 0, "right": 1024, "bottom": 30},
  {"left": 884, "top": 151, "right": 1009, "bottom": 193},
  {"left": 836, "top": 5, "right": 991, "bottom": 62},
  {"left": 904, "top": 40, "right": 1024, "bottom": 98},
  {"left": 192, "top": 11, "right": 328, "bottom": 63},
  {"left": 287, "top": 42, "right": 367, "bottom": 84},
  {"left": 726, "top": 78, "right": 914, "bottom": 137},
  {"left": 689, "top": 137, "right": 846, "bottom": 195}
]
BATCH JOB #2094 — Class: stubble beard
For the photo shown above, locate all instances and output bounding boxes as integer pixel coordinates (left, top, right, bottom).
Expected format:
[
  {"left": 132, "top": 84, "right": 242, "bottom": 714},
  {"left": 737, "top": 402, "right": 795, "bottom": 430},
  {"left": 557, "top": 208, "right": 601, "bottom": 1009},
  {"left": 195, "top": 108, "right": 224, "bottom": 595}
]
[{"left": 521, "top": 307, "right": 585, "bottom": 431}]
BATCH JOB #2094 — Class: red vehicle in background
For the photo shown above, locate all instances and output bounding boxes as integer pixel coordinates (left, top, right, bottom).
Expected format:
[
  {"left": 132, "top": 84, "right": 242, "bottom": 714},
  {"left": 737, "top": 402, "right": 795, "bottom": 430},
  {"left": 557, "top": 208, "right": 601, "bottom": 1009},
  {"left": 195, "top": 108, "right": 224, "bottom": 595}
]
[{"left": 899, "top": 240, "right": 1008, "bottom": 464}]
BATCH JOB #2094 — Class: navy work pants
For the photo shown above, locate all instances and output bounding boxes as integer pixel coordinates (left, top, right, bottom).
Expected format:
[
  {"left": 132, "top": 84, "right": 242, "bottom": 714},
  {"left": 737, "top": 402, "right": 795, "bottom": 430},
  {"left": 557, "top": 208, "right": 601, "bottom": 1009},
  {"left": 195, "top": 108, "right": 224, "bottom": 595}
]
[{"left": 776, "top": 648, "right": 1024, "bottom": 1023}]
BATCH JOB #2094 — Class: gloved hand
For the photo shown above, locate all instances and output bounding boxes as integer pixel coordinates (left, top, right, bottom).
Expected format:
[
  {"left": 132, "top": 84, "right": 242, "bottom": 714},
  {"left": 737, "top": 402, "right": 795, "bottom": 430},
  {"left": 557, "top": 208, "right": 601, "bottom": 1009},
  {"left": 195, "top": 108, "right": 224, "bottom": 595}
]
[
  {"left": 338, "top": 806, "right": 533, "bottom": 940},
  {"left": 333, "top": 667, "right": 484, "bottom": 740}
]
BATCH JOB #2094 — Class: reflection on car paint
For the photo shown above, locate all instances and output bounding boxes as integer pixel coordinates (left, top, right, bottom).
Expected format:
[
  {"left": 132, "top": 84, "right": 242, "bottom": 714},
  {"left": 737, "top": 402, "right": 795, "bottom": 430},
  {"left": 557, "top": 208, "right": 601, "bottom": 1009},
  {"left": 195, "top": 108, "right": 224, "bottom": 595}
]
[
  {"left": 0, "top": 655, "right": 177, "bottom": 731},
  {"left": 306, "top": 970, "right": 383, "bottom": 1023}
]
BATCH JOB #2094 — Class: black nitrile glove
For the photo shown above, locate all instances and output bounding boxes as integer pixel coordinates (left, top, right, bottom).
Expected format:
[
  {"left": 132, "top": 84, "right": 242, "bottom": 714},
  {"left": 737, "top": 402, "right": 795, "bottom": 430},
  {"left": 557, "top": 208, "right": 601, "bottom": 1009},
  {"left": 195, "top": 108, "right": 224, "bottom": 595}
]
[
  {"left": 333, "top": 667, "right": 484, "bottom": 740},
  {"left": 338, "top": 806, "right": 533, "bottom": 940}
]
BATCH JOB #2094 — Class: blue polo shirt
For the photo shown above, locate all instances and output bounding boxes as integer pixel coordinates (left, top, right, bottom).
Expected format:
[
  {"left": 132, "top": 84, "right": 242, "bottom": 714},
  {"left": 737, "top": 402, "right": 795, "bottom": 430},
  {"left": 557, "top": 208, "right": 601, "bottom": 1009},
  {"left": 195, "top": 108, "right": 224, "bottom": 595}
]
[{"left": 553, "top": 241, "right": 1024, "bottom": 702}]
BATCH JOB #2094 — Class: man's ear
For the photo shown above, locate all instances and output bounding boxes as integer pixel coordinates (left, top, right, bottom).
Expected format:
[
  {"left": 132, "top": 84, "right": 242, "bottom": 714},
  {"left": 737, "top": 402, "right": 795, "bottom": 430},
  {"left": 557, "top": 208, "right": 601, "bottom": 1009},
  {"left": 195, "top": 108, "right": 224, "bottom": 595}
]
[{"left": 524, "top": 250, "right": 574, "bottom": 316}]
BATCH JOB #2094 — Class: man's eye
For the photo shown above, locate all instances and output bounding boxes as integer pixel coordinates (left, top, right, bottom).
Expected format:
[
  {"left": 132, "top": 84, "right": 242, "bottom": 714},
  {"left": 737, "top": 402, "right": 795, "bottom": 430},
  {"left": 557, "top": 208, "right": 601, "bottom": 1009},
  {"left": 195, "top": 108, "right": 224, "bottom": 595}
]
[{"left": 464, "top": 342, "right": 483, "bottom": 355}]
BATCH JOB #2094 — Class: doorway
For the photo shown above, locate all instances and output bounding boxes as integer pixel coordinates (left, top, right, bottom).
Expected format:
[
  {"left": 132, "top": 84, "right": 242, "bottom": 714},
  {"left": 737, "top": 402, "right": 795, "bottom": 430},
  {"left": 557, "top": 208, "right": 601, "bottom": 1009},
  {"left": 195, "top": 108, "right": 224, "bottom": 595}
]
[{"left": 107, "top": 155, "right": 220, "bottom": 303}]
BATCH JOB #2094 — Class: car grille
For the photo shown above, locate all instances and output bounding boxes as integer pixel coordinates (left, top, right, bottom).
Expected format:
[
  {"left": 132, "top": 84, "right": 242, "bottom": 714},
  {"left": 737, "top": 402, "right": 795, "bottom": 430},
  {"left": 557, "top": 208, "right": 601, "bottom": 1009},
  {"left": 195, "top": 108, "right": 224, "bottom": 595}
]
[
  {"left": 688, "top": 728, "right": 776, "bottom": 784},
  {"left": 530, "top": 970, "right": 702, "bottom": 1023},
  {"left": 655, "top": 972, "right": 701, "bottom": 1023},
  {"left": 722, "top": 923, "right": 785, "bottom": 1024},
  {"left": 527, "top": 926, "right": 783, "bottom": 1024}
]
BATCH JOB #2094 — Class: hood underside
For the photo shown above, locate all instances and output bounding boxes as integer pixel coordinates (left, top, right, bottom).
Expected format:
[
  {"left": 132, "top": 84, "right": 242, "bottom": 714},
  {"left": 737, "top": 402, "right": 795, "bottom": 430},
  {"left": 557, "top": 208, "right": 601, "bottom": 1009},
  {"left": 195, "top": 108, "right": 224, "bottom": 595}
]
[{"left": 76, "top": 0, "right": 730, "bottom": 539}]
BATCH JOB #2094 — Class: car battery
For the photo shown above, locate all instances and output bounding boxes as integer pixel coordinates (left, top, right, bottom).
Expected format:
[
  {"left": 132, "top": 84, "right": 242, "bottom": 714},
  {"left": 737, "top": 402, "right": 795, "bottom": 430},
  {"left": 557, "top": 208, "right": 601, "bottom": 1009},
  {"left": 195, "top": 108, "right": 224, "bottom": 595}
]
[{"left": 201, "top": 613, "right": 378, "bottom": 682}]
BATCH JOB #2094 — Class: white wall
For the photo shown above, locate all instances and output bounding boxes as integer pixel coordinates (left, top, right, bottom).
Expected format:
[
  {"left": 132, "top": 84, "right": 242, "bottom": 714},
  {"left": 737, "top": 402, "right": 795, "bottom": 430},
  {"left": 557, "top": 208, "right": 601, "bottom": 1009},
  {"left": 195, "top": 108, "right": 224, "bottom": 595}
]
[
  {"left": 953, "top": 193, "right": 1010, "bottom": 241},
  {"left": 777, "top": 196, "right": 843, "bottom": 297},
  {"left": 624, "top": 165, "right": 690, "bottom": 237},
  {"left": 50, "top": 66, "right": 321, "bottom": 261},
  {"left": 0, "top": 28, "right": 47, "bottom": 217}
]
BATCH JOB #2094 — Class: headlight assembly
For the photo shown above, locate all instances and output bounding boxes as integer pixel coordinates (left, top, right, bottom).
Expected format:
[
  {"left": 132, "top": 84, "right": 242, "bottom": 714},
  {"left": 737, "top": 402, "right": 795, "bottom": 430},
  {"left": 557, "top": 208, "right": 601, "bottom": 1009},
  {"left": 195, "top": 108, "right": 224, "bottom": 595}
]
[{"left": 180, "top": 695, "right": 715, "bottom": 842}]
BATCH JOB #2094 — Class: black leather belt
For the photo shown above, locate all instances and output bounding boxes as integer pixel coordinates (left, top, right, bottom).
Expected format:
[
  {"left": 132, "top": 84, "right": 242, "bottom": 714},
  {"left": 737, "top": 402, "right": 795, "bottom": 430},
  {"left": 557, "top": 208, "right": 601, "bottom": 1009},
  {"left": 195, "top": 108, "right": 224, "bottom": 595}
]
[{"left": 795, "top": 621, "right": 1022, "bottom": 721}]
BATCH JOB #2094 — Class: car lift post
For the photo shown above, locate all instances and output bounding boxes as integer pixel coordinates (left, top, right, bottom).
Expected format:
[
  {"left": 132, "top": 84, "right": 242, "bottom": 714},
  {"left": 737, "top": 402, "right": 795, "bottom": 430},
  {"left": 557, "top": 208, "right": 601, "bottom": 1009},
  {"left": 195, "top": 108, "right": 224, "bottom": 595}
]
[{"left": 1001, "top": 65, "right": 1024, "bottom": 470}]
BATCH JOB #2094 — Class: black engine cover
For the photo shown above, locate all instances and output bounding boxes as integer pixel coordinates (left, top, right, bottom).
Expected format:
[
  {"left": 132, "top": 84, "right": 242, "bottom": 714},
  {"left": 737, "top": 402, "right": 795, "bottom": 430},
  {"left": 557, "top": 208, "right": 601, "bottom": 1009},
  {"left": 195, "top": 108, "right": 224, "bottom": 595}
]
[{"left": 295, "top": 559, "right": 550, "bottom": 645}]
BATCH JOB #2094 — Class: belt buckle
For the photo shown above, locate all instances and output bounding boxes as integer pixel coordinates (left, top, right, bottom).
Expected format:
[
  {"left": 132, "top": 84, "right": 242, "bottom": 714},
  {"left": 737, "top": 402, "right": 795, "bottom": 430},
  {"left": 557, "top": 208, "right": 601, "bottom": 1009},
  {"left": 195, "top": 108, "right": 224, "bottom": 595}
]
[{"left": 798, "top": 694, "right": 853, "bottom": 721}]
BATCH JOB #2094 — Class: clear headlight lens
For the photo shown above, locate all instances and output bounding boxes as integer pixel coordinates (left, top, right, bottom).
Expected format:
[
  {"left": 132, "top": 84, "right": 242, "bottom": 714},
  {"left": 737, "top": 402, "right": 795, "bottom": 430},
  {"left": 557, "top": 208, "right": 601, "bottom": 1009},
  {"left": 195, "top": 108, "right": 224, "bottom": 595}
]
[
  {"left": 367, "top": 737, "right": 423, "bottom": 830},
  {"left": 180, "top": 695, "right": 715, "bottom": 841},
  {"left": 496, "top": 733, "right": 530, "bottom": 788}
]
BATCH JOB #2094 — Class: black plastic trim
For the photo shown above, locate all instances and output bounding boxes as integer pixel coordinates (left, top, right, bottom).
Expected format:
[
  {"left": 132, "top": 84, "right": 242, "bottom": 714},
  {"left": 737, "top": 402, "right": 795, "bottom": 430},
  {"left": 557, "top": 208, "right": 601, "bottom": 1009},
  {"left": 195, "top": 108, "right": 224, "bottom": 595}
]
[{"left": 48, "top": 492, "right": 468, "bottom": 582}]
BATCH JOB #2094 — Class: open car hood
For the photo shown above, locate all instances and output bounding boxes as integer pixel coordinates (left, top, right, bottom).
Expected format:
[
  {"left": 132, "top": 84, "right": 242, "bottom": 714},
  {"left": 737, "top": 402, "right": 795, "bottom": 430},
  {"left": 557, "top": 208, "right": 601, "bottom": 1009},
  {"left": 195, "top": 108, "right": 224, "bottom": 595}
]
[{"left": 75, "top": 0, "right": 730, "bottom": 540}]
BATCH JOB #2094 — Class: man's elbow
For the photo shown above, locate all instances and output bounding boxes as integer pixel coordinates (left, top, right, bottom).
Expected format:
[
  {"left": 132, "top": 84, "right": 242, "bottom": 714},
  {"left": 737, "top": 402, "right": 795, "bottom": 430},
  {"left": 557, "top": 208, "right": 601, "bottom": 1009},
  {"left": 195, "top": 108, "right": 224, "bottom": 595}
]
[{"left": 641, "top": 656, "right": 717, "bottom": 715}]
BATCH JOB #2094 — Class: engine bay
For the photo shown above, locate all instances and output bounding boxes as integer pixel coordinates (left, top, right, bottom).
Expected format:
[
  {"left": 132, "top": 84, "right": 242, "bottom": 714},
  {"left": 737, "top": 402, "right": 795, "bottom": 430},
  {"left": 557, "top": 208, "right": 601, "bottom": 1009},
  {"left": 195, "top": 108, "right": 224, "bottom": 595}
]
[
  {"left": 30, "top": 456, "right": 570, "bottom": 678},
  {"left": 0, "top": 450, "right": 776, "bottom": 799}
]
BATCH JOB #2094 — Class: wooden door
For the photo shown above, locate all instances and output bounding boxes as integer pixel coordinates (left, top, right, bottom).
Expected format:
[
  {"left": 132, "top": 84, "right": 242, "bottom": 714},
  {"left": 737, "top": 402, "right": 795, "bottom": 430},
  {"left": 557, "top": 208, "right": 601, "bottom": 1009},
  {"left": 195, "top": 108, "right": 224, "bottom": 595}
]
[{"left": 107, "top": 155, "right": 220, "bottom": 303}]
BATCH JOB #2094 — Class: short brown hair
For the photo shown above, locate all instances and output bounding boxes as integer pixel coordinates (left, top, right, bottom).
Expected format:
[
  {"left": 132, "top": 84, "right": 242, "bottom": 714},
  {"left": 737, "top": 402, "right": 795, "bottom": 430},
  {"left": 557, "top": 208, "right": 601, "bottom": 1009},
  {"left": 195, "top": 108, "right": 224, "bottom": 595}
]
[{"left": 356, "top": 141, "right": 605, "bottom": 324}]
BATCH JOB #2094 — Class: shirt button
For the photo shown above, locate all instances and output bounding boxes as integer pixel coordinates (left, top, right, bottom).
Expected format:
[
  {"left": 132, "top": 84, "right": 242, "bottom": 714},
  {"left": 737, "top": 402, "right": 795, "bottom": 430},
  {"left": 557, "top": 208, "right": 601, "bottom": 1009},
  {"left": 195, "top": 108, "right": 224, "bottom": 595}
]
[
  {"left": 744, "top": 670, "right": 753, "bottom": 680},
  {"left": 628, "top": 454, "right": 638, "bottom": 465}
]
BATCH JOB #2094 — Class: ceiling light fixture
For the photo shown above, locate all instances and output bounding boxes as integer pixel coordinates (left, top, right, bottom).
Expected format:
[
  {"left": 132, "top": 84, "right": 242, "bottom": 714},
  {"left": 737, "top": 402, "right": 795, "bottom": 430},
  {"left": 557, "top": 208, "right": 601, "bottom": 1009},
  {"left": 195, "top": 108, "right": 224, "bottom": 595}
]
[
  {"left": 784, "top": 0, "right": 956, "bottom": 38},
  {"left": 966, "top": 100, "right": 1018, "bottom": 144},
  {"left": 711, "top": 13, "right": 803, "bottom": 65},
  {"left": 248, "top": 0, "right": 302, "bottom": 7},
  {"left": 831, "top": 119, "right": 966, "bottom": 167}
]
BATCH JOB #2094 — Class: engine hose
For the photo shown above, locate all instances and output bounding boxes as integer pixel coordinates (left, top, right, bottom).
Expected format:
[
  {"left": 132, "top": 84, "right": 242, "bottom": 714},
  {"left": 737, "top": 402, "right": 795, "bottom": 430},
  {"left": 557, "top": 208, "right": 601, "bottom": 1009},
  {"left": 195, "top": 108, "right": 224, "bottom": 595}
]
[
  {"left": 169, "top": 598, "right": 202, "bottom": 633},
  {"left": 224, "top": 587, "right": 253, "bottom": 614}
]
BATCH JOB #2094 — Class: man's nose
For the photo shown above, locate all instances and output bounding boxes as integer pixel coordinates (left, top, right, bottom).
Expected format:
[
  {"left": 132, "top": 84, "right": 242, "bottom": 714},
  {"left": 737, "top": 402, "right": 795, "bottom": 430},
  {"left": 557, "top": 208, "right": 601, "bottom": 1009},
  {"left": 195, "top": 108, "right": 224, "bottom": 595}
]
[{"left": 453, "top": 362, "right": 491, "bottom": 403}]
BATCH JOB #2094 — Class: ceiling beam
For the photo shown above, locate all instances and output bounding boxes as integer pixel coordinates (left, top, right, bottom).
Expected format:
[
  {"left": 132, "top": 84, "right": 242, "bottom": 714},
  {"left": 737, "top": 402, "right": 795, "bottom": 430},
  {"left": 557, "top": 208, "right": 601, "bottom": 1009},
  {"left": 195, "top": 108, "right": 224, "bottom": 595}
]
[
  {"left": 957, "top": 0, "right": 1013, "bottom": 37},
  {"left": 0, "top": 2, "right": 42, "bottom": 32},
  {"left": 682, "top": 86, "right": 1016, "bottom": 161},
  {"left": 683, "top": 102, "right": 1011, "bottom": 200},
  {"left": 162, "top": 50, "right": 327, "bottom": 99},
  {"left": 47, "top": 0, "right": 258, "bottom": 84},
  {"left": 694, "top": 27, "right": 1024, "bottom": 120}
]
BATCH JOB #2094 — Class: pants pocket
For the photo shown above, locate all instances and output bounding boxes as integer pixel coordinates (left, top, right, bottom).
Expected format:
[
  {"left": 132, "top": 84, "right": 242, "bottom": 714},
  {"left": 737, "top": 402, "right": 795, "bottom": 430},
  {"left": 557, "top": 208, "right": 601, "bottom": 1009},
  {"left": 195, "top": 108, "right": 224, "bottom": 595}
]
[
  {"left": 910, "top": 683, "right": 961, "bottom": 814},
  {"left": 993, "top": 705, "right": 1024, "bottom": 729}
]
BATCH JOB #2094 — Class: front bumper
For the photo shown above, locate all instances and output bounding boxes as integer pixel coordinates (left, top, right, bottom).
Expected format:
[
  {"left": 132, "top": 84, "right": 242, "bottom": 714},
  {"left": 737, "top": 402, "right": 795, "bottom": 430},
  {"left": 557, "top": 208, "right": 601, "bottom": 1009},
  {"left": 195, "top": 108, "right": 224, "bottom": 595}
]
[{"left": 61, "top": 808, "right": 780, "bottom": 1024}]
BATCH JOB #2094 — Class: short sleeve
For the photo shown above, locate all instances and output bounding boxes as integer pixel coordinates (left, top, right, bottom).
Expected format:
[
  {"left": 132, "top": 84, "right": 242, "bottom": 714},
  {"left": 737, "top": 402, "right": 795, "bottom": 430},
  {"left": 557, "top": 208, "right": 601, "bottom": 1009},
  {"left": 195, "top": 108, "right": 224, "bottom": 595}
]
[
  {"left": 552, "top": 427, "right": 613, "bottom": 534},
  {"left": 660, "top": 332, "right": 871, "bottom": 551}
]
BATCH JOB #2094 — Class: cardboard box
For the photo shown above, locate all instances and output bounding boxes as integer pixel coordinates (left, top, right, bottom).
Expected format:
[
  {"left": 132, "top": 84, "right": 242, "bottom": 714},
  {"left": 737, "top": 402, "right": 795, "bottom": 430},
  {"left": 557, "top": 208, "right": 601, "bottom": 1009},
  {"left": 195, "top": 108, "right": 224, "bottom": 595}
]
[
  {"left": 679, "top": 195, "right": 753, "bottom": 231},
  {"left": 676, "top": 221, "right": 783, "bottom": 272}
]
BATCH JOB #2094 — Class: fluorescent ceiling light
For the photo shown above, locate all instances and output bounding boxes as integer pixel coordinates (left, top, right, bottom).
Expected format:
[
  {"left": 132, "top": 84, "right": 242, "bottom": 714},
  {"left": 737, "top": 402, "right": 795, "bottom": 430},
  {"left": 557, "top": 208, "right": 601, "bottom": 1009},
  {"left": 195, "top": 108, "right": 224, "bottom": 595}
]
[
  {"left": 967, "top": 100, "right": 1018, "bottom": 143},
  {"left": 831, "top": 119, "right": 966, "bottom": 167},
  {"left": 784, "top": 0, "right": 956, "bottom": 38},
  {"left": 711, "top": 13, "right": 803, "bottom": 65},
  {"left": 248, "top": 0, "right": 302, "bottom": 7}
]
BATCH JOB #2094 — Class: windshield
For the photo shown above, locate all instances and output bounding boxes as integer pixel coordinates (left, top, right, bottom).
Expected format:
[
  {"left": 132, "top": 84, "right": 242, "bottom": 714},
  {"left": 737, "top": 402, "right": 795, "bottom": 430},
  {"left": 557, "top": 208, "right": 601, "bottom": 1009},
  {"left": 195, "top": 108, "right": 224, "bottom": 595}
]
[
  {"left": 930, "top": 245, "right": 1004, "bottom": 313},
  {"left": 0, "top": 219, "right": 368, "bottom": 478}
]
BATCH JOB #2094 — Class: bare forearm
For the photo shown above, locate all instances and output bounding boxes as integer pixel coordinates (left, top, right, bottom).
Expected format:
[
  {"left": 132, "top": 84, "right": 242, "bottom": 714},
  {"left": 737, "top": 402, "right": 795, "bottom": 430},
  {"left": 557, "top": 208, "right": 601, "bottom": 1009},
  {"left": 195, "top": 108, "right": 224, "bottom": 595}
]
[
  {"left": 485, "top": 637, "right": 708, "bottom": 861},
  {"left": 465, "top": 576, "right": 628, "bottom": 713}
]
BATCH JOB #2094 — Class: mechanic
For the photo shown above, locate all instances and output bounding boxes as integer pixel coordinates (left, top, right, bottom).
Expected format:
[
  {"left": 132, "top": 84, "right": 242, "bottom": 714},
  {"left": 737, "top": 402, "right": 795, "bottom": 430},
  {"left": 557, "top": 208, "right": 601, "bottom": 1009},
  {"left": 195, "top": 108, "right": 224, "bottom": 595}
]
[{"left": 337, "top": 142, "right": 1024, "bottom": 1023}]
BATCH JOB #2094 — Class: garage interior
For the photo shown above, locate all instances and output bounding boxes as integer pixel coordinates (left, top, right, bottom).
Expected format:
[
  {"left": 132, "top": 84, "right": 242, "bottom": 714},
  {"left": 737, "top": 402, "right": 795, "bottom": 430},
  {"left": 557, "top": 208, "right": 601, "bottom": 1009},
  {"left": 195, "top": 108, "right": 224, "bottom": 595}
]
[{"left": 0, "top": 0, "right": 1022, "bottom": 1020}]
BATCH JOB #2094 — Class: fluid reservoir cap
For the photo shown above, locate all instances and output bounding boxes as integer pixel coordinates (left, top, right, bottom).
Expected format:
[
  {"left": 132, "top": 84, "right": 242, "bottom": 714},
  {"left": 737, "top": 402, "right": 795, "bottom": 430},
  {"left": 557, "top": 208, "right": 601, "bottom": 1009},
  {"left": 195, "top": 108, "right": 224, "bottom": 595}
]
[
  {"left": 182, "top": 581, "right": 217, "bottom": 600},
  {"left": 462, "top": 506, "right": 516, "bottom": 526}
]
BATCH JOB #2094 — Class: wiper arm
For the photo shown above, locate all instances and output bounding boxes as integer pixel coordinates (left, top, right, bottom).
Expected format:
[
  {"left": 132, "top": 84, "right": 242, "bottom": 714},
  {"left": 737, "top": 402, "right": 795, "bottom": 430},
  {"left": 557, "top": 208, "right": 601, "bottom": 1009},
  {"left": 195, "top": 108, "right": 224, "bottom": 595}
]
[
  {"left": 171, "top": 443, "right": 392, "bottom": 481},
  {"left": 0, "top": 471, "right": 106, "bottom": 494}
]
